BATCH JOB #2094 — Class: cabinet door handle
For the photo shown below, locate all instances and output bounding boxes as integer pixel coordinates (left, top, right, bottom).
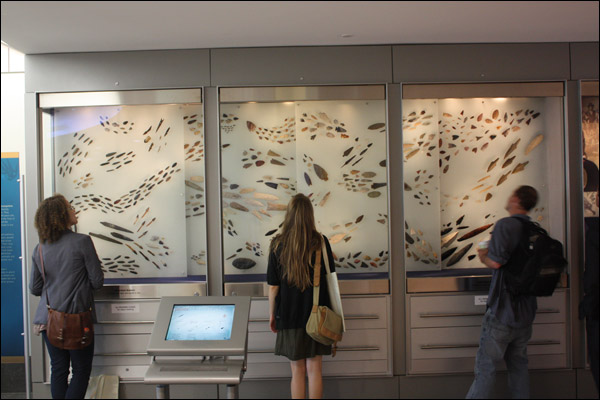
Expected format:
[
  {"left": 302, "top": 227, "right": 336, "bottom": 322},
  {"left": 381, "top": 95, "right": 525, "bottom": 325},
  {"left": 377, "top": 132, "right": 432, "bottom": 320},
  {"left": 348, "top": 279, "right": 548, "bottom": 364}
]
[
  {"left": 421, "top": 340, "right": 560, "bottom": 350},
  {"left": 249, "top": 315, "right": 379, "bottom": 323},
  {"left": 95, "top": 352, "right": 148, "bottom": 356},
  {"left": 536, "top": 309, "right": 560, "bottom": 314},
  {"left": 337, "top": 346, "right": 380, "bottom": 352},
  {"left": 345, "top": 315, "right": 380, "bottom": 320},
  {"left": 421, "top": 344, "right": 479, "bottom": 350},
  {"left": 420, "top": 312, "right": 485, "bottom": 318},
  {"left": 249, "top": 346, "right": 380, "bottom": 354},
  {"left": 420, "top": 309, "right": 560, "bottom": 319},
  {"left": 529, "top": 340, "right": 561, "bottom": 346},
  {"left": 97, "top": 320, "right": 155, "bottom": 324}
]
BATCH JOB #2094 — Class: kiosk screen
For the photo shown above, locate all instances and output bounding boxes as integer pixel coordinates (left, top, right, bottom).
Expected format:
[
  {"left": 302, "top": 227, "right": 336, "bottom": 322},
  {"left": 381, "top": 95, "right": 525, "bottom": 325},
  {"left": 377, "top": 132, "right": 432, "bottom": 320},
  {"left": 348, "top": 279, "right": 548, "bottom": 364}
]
[{"left": 166, "top": 305, "right": 235, "bottom": 341}]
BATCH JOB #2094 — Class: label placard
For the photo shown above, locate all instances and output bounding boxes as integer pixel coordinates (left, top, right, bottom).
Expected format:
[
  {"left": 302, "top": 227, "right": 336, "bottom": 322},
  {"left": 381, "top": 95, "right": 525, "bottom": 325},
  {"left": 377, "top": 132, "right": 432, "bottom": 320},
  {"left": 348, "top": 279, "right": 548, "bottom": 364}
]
[
  {"left": 474, "top": 295, "right": 488, "bottom": 306},
  {"left": 111, "top": 304, "right": 140, "bottom": 314}
]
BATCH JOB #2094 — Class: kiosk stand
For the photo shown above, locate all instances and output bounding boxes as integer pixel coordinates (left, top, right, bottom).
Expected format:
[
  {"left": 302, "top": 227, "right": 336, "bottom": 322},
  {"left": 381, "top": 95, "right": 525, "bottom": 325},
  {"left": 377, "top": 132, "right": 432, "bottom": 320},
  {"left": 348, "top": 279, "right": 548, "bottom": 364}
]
[{"left": 144, "top": 296, "right": 251, "bottom": 399}]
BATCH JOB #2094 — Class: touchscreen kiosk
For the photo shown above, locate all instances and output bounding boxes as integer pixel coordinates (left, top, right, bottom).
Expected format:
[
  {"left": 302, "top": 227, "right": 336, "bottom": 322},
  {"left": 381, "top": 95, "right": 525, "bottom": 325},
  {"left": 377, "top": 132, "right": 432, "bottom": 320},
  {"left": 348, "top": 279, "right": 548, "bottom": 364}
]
[
  {"left": 147, "top": 296, "right": 251, "bottom": 357},
  {"left": 145, "top": 296, "right": 251, "bottom": 398}
]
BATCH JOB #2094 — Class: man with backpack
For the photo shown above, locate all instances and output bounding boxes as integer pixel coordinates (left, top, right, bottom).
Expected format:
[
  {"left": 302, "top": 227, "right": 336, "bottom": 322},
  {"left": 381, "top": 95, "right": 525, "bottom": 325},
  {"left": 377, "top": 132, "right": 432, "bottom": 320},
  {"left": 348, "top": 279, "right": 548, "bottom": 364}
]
[{"left": 466, "top": 185, "right": 542, "bottom": 399}]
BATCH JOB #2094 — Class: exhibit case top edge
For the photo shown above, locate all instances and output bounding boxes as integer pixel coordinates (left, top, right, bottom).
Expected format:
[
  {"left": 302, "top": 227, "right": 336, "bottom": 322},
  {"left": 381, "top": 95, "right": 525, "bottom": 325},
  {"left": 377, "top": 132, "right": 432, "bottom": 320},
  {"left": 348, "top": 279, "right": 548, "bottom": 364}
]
[
  {"left": 39, "top": 88, "right": 203, "bottom": 108},
  {"left": 219, "top": 84, "right": 386, "bottom": 103},
  {"left": 402, "top": 82, "right": 565, "bottom": 99}
]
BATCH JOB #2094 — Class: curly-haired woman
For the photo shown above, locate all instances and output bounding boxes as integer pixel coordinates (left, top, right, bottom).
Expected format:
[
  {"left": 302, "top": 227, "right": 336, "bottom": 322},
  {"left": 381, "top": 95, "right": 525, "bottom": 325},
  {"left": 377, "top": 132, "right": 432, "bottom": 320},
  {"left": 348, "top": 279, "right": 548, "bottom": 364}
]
[
  {"left": 29, "top": 194, "right": 104, "bottom": 399},
  {"left": 267, "top": 193, "right": 335, "bottom": 399}
]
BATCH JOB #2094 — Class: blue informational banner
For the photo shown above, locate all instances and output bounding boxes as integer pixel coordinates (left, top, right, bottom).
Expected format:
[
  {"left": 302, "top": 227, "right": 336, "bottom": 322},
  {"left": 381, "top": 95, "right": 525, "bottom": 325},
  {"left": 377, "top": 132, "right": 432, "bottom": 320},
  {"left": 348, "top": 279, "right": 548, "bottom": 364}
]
[{"left": 1, "top": 153, "right": 24, "bottom": 358}]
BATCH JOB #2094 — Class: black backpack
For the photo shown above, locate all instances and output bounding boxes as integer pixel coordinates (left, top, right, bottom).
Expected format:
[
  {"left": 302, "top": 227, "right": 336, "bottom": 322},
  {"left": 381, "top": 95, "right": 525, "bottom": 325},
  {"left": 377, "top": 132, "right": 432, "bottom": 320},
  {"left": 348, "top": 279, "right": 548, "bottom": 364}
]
[{"left": 503, "top": 217, "right": 568, "bottom": 297}]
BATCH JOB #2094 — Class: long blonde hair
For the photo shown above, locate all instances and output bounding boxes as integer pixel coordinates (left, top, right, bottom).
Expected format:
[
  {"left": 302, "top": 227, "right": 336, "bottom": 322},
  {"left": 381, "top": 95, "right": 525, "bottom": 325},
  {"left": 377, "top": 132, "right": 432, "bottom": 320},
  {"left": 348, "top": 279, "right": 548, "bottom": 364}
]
[{"left": 269, "top": 193, "right": 322, "bottom": 291}]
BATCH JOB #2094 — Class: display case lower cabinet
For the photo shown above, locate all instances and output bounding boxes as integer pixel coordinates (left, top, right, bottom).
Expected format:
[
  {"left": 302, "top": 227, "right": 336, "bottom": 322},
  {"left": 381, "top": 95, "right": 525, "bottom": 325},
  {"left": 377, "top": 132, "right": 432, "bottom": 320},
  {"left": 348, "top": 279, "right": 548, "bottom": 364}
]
[
  {"left": 406, "top": 289, "right": 568, "bottom": 374},
  {"left": 43, "top": 292, "right": 391, "bottom": 386},
  {"left": 245, "top": 295, "right": 392, "bottom": 378},
  {"left": 43, "top": 284, "right": 206, "bottom": 384}
]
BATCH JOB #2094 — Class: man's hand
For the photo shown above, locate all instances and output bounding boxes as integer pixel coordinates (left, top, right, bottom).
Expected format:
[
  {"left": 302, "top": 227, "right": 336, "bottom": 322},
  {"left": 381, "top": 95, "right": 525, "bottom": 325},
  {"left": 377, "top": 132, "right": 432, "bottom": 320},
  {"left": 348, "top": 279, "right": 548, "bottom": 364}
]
[
  {"left": 478, "top": 248, "right": 502, "bottom": 269},
  {"left": 477, "top": 248, "right": 488, "bottom": 263}
]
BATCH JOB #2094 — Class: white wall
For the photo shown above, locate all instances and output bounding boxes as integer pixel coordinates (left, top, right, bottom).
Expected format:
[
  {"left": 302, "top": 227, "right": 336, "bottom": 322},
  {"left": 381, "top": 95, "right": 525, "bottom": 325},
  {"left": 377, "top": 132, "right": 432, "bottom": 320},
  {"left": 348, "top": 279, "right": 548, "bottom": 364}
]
[{"left": 1, "top": 72, "right": 26, "bottom": 173}]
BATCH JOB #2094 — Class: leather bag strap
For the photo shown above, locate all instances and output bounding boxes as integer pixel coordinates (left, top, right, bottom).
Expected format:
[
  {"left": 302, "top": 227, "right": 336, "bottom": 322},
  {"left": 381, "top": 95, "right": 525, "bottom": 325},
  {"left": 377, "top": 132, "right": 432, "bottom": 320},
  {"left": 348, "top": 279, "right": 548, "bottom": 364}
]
[{"left": 322, "top": 240, "right": 332, "bottom": 277}]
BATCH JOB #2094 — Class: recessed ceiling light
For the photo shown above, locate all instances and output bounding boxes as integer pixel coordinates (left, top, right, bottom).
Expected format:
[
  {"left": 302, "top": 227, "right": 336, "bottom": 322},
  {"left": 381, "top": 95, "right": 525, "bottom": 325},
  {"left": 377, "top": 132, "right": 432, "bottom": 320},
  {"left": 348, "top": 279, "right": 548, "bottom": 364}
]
[{"left": 340, "top": 34, "right": 354, "bottom": 38}]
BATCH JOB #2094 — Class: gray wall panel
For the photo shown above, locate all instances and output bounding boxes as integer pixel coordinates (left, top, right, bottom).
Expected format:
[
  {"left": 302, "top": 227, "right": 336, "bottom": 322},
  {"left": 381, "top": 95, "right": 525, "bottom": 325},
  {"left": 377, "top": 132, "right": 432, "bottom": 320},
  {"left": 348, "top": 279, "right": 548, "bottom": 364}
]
[
  {"left": 570, "top": 42, "right": 600, "bottom": 80},
  {"left": 25, "top": 50, "right": 210, "bottom": 93},
  {"left": 211, "top": 46, "right": 392, "bottom": 86},
  {"left": 393, "top": 43, "right": 570, "bottom": 83}
]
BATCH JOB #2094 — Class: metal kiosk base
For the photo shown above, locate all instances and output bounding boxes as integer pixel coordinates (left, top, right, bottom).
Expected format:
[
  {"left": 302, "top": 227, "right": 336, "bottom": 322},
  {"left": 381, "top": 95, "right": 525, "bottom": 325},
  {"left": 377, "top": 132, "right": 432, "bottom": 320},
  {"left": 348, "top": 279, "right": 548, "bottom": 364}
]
[{"left": 145, "top": 358, "right": 245, "bottom": 399}]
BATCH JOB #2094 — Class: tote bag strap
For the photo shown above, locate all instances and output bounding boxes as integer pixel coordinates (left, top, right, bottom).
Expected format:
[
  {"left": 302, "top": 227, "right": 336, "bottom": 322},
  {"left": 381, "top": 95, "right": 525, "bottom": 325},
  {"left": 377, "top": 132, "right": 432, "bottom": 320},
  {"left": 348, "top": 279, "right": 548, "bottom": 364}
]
[{"left": 312, "top": 247, "right": 323, "bottom": 311}]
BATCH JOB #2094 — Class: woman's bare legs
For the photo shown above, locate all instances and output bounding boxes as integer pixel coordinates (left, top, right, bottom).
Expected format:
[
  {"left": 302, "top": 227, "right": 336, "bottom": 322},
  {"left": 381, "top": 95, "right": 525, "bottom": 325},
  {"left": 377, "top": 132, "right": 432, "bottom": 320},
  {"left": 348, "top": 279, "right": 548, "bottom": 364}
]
[
  {"left": 290, "top": 359, "right": 307, "bottom": 399},
  {"left": 306, "top": 355, "right": 323, "bottom": 399}
]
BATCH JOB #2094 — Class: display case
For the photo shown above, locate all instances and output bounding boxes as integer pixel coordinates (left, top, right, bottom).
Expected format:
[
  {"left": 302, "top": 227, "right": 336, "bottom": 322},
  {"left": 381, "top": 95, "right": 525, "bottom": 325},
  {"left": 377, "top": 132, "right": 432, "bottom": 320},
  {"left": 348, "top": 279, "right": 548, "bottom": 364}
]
[
  {"left": 38, "top": 89, "right": 207, "bottom": 283},
  {"left": 402, "top": 83, "right": 566, "bottom": 273},
  {"left": 581, "top": 81, "right": 599, "bottom": 218},
  {"left": 219, "top": 86, "right": 390, "bottom": 294}
]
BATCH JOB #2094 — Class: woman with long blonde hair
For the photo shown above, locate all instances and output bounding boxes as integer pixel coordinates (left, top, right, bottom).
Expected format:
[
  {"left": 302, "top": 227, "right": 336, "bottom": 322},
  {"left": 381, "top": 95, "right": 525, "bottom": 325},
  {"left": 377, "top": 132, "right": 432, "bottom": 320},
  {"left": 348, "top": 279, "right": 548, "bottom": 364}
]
[{"left": 267, "top": 193, "right": 335, "bottom": 399}]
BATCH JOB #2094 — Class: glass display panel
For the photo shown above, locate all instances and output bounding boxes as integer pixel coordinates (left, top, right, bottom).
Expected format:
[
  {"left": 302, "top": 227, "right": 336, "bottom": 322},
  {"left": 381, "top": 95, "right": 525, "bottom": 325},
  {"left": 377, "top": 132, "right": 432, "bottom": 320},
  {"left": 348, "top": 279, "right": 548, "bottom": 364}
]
[
  {"left": 403, "top": 96, "right": 563, "bottom": 272},
  {"left": 220, "top": 94, "right": 388, "bottom": 280},
  {"left": 582, "top": 95, "right": 599, "bottom": 217},
  {"left": 41, "top": 99, "right": 206, "bottom": 280},
  {"left": 166, "top": 305, "right": 235, "bottom": 341}
]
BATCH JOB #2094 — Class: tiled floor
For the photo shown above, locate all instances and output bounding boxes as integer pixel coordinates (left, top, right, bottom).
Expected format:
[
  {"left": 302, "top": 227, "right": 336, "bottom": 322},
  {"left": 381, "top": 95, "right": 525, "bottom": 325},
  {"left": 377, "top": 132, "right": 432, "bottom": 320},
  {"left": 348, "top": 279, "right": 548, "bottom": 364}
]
[{"left": 0, "top": 394, "right": 26, "bottom": 399}]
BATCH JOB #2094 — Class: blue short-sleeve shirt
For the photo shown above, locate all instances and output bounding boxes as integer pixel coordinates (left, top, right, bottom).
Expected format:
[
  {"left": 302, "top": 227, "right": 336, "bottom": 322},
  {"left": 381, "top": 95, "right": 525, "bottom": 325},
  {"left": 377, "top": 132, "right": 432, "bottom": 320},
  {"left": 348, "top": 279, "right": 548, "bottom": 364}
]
[{"left": 486, "top": 214, "right": 537, "bottom": 328}]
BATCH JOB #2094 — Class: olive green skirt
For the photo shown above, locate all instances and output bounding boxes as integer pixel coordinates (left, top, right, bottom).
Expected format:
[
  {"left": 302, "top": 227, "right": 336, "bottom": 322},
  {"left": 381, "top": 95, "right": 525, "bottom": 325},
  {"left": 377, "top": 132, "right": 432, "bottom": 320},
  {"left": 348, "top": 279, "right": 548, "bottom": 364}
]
[{"left": 274, "top": 328, "right": 332, "bottom": 361}]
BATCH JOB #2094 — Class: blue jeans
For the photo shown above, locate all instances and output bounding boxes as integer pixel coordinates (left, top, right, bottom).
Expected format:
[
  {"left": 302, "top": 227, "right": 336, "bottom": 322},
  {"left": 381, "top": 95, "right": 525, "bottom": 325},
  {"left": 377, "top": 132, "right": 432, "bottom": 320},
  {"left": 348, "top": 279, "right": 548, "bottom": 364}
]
[
  {"left": 586, "top": 318, "right": 599, "bottom": 394},
  {"left": 466, "top": 310, "right": 532, "bottom": 399},
  {"left": 42, "top": 331, "right": 95, "bottom": 399}
]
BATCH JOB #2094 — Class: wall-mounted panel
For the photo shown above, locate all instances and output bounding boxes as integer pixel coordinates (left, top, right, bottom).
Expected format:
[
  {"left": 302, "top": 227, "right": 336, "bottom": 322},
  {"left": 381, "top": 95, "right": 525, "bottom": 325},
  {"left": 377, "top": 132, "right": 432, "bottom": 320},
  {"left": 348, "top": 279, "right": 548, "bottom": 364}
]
[
  {"left": 25, "top": 50, "right": 210, "bottom": 93},
  {"left": 211, "top": 46, "right": 392, "bottom": 86},
  {"left": 570, "top": 42, "right": 600, "bottom": 80},
  {"left": 393, "top": 43, "right": 570, "bottom": 83}
]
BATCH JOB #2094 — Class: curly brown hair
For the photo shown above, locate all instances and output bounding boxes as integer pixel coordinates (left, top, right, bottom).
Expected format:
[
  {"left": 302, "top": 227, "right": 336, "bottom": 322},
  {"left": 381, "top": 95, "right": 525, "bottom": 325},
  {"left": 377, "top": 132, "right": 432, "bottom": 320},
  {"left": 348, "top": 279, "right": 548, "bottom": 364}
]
[{"left": 34, "top": 194, "right": 71, "bottom": 243}]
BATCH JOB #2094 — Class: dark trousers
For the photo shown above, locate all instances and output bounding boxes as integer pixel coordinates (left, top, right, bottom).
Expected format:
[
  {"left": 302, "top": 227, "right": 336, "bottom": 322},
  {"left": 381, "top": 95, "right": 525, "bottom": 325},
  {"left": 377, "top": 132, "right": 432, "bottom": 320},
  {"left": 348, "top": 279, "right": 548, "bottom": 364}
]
[
  {"left": 587, "top": 318, "right": 600, "bottom": 394},
  {"left": 42, "top": 331, "right": 95, "bottom": 399}
]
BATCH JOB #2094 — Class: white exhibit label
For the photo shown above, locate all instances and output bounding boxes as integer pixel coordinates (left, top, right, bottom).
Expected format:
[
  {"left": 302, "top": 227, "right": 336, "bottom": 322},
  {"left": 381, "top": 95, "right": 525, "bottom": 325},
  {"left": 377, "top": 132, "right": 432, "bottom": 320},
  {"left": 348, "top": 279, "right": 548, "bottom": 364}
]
[
  {"left": 474, "top": 296, "right": 488, "bottom": 306},
  {"left": 111, "top": 304, "right": 140, "bottom": 314}
]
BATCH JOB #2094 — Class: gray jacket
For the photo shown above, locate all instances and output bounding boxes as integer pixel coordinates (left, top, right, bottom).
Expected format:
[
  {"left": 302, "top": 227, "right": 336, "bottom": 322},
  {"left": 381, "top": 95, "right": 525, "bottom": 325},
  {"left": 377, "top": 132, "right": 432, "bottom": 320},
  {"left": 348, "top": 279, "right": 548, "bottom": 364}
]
[{"left": 30, "top": 230, "right": 104, "bottom": 324}]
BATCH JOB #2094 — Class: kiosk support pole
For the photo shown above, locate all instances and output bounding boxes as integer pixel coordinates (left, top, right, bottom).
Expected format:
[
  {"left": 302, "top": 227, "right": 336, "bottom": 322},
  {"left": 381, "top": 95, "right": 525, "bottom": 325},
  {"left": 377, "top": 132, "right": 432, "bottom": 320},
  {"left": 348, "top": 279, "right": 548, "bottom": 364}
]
[
  {"left": 226, "top": 384, "right": 239, "bottom": 399},
  {"left": 156, "top": 384, "right": 170, "bottom": 399}
]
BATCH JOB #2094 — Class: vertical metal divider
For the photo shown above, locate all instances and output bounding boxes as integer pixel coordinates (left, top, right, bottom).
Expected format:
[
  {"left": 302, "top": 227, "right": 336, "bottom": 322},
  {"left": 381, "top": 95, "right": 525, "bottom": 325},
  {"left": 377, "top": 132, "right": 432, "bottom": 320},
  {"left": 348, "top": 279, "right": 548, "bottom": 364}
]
[
  {"left": 387, "top": 83, "right": 406, "bottom": 377},
  {"left": 204, "top": 87, "right": 224, "bottom": 297},
  {"left": 19, "top": 174, "right": 32, "bottom": 399},
  {"left": 565, "top": 80, "right": 585, "bottom": 368}
]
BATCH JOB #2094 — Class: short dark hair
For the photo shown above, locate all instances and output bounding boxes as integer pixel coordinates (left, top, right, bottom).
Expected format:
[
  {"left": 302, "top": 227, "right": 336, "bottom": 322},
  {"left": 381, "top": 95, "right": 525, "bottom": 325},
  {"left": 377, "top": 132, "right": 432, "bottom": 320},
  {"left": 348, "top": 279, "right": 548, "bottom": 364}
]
[{"left": 514, "top": 185, "right": 538, "bottom": 211}]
